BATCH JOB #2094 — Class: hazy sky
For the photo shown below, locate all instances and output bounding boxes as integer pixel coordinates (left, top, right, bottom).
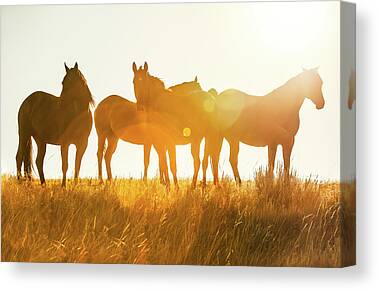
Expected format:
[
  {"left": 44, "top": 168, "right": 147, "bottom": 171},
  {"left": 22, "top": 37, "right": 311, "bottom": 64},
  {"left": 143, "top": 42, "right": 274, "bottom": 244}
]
[{"left": 0, "top": 2, "right": 353, "bottom": 181}]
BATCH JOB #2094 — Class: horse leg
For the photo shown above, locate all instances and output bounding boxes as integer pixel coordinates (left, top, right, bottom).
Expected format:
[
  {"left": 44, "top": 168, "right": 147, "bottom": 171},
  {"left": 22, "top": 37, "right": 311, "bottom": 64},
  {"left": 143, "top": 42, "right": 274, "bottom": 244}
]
[
  {"left": 97, "top": 132, "right": 106, "bottom": 183},
  {"left": 16, "top": 144, "right": 24, "bottom": 180},
  {"left": 143, "top": 144, "right": 152, "bottom": 182},
  {"left": 168, "top": 144, "right": 178, "bottom": 188},
  {"left": 157, "top": 149, "right": 166, "bottom": 185},
  {"left": 155, "top": 145, "right": 169, "bottom": 187},
  {"left": 229, "top": 140, "right": 241, "bottom": 185},
  {"left": 61, "top": 144, "right": 69, "bottom": 187},
  {"left": 23, "top": 137, "right": 33, "bottom": 181},
  {"left": 74, "top": 141, "right": 88, "bottom": 184},
  {"left": 191, "top": 140, "right": 201, "bottom": 189},
  {"left": 201, "top": 137, "right": 210, "bottom": 188},
  {"left": 268, "top": 144, "right": 278, "bottom": 177},
  {"left": 282, "top": 137, "right": 294, "bottom": 180},
  {"left": 105, "top": 136, "right": 118, "bottom": 182},
  {"left": 210, "top": 135, "right": 223, "bottom": 186},
  {"left": 159, "top": 154, "right": 165, "bottom": 184},
  {"left": 35, "top": 140, "right": 46, "bottom": 185},
  {"left": 16, "top": 134, "right": 28, "bottom": 180}
]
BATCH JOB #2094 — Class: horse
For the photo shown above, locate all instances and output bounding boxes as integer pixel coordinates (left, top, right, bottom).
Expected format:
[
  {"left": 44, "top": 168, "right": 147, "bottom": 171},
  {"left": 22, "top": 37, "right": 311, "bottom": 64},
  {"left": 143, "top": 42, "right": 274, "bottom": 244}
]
[
  {"left": 142, "top": 76, "right": 205, "bottom": 184},
  {"left": 16, "top": 62, "right": 94, "bottom": 187},
  {"left": 132, "top": 62, "right": 222, "bottom": 188},
  {"left": 348, "top": 69, "right": 356, "bottom": 110},
  {"left": 214, "top": 68, "right": 325, "bottom": 184},
  {"left": 94, "top": 67, "right": 176, "bottom": 186}
]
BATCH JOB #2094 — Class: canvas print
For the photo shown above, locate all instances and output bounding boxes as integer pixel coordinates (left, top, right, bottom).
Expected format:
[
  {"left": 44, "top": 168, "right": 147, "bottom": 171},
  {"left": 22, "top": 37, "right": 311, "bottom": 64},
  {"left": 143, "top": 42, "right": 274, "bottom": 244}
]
[{"left": 1, "top": 1, "right": 356, "bottom": 267}]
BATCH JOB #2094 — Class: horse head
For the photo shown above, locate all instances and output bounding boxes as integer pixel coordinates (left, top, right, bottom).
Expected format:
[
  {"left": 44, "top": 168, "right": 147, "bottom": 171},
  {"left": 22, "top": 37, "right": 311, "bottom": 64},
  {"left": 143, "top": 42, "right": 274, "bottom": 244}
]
[
  {"left": 133, "top": 62, "right": 166, "bottom": 111},
  {"left": 300, "top": 67, "right": 325, "bottom": 110},
  {"left": 132, "top": 61, "right": 149, "bottom": 111},
  {"left": 61, "top": 62, "right": 94, "bottom": 110}
]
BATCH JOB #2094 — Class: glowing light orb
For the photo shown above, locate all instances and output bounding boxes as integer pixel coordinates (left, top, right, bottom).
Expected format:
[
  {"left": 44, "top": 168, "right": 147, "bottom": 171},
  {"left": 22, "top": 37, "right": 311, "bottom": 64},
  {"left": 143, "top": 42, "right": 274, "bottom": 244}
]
[{"left": 183, "top": 127, "right": 191, "bottom": 137}]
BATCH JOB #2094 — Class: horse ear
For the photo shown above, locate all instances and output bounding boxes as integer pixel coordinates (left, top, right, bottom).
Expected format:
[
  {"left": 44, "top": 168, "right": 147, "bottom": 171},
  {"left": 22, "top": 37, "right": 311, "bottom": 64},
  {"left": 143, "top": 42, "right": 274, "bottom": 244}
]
[
  {"left": 64, "top": 62, "right": 69, "bottom": 73},
  {"left": 194, "top": 76, "right": 198, "bottom": 82},
  {"left": 74, "top": 62, "right": 78, "bottom": 70},
  {"left": 132, "top": 62, "right": 137, "bottom": 74},
  {"left": 143, "top": 62, "right": 148, "bottom": 72}
]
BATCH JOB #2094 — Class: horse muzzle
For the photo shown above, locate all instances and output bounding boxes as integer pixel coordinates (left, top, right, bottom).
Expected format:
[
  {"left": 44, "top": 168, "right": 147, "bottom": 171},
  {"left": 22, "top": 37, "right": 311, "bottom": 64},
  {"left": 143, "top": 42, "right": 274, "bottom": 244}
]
[{"left": 316, "top": 100, "right": 325, "bottom": 110}]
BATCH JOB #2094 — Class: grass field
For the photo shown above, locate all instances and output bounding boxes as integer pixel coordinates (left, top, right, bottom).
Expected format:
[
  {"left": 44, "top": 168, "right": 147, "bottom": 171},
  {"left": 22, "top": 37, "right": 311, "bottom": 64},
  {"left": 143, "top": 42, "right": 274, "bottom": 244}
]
[{"left": 1, "top": 170, "right": 355, "bottom": 267}]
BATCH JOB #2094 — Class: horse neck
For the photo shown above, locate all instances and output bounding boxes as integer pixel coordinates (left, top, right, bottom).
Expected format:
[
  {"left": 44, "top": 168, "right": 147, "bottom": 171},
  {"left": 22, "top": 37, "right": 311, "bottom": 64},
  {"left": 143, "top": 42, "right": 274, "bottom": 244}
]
[
  {"left": 150, "top": 86, "right": 175, "bottom": 113},
  {"left": 60, "top": 87, "right": 91, "bottom": 113},
  {"left": 271, "top": 79, "right": 305, "bottom": 114}
]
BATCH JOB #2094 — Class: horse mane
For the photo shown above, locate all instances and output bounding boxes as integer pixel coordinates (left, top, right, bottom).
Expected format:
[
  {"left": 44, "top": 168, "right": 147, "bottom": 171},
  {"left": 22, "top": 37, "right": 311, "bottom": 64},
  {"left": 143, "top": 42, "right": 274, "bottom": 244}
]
[
  {"left": 147, "top": 73, "right": 166, "bottom": 93},
  {"left": 84, "top": 85, "right": 95, "bottom": 108},
  {"left": 77, "top": 69, "right": 95, "bottom": 108},
  {"left": 169, "top": 81, "right": 192, "bottom": 92},
  {"left": 269, "top": 70, "right": 313, "bottom": 97},
  {"left": 168, "top": 81, "right": 202, "bottom": 98}
]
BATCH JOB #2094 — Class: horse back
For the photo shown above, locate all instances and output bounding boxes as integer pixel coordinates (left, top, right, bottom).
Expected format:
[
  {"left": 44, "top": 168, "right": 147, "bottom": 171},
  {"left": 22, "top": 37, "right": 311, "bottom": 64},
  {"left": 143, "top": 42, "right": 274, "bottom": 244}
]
[
  {"left": 94, "top": 95, "right": 137, "bottom": 137},
  {"left": 19, "top": 91, "right": 59, "bottom": 116},
  {"left": 19, "top": 91, "right": 92, "bottom": 145},
  {"left": 217, "top": 88, "right": 300, "bottom": 145},
  {"left": 18, "top": 91, "right": 60, "bottom": 134},
  {"left": 164, "top": 90, "right": 216, "bottom": 138}
]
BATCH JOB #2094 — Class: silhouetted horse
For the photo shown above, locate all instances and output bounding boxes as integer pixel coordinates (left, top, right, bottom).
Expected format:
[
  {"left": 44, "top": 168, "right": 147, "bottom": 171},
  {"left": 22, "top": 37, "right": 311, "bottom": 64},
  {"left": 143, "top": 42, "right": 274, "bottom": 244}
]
[
  {"left": 142, "top": 76, "right": 204, "bottom": 184},
  {"left": 16, "top": 62, "right": 94, "bottom": 186},
  {"left": 215, "top": 68, "right": 325, "bottom": 184},
  {"left": 94, "top": 65, "right": 173, "bottom": 186},
  {"left": 133, "top": 62, "right": 222, "bottom": 188},
  {"left": 348, "top": 69, "right": 356, "bottom": 110}
]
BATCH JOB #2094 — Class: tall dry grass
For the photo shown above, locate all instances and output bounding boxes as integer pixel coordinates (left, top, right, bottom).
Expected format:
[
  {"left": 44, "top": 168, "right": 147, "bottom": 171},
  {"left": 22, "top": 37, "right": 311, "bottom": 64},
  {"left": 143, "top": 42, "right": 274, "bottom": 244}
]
[{"left": 1, "top": 170, "right": 355, "bottom": 267}]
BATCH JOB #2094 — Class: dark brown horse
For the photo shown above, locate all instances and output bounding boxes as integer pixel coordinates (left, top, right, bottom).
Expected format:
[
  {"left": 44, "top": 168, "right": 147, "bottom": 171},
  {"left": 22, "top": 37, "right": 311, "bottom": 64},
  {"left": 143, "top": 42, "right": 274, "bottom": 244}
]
[
  {"left": 132, "top": 62, "right": 222, "bottom": 188},
  {"left": 16, "top": 62, "right": 94, "bottom": 186},
  {"left": 214, "top": 68, "right": 325, "bottom": 184}
]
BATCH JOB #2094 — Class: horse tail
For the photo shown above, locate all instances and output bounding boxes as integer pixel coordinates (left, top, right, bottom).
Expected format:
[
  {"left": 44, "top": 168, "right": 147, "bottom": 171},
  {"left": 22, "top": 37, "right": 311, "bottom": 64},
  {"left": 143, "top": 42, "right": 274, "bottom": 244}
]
[{"left": 16, "top": 99, "right": 34, "bottom": 179}]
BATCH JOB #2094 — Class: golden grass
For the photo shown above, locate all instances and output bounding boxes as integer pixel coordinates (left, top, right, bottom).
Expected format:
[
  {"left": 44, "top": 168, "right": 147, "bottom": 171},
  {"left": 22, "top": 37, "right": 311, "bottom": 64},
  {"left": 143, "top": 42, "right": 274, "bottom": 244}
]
[{"left": 1, "top": 171, "right": 355, "bottom": 267}]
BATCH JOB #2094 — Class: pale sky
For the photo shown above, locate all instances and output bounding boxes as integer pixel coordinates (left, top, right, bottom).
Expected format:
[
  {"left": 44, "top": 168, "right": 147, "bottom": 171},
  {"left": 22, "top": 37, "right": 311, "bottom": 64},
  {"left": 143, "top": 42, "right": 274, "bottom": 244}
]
[{"left": 0, "top": 2, "right": 354, "bottom": 181}]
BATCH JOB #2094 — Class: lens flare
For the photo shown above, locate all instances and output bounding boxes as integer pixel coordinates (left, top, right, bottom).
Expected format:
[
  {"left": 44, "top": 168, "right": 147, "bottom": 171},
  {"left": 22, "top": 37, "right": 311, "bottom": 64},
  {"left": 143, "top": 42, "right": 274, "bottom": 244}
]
[{"left": 183, "top": 127, "right": 191, "bottom": 137}]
